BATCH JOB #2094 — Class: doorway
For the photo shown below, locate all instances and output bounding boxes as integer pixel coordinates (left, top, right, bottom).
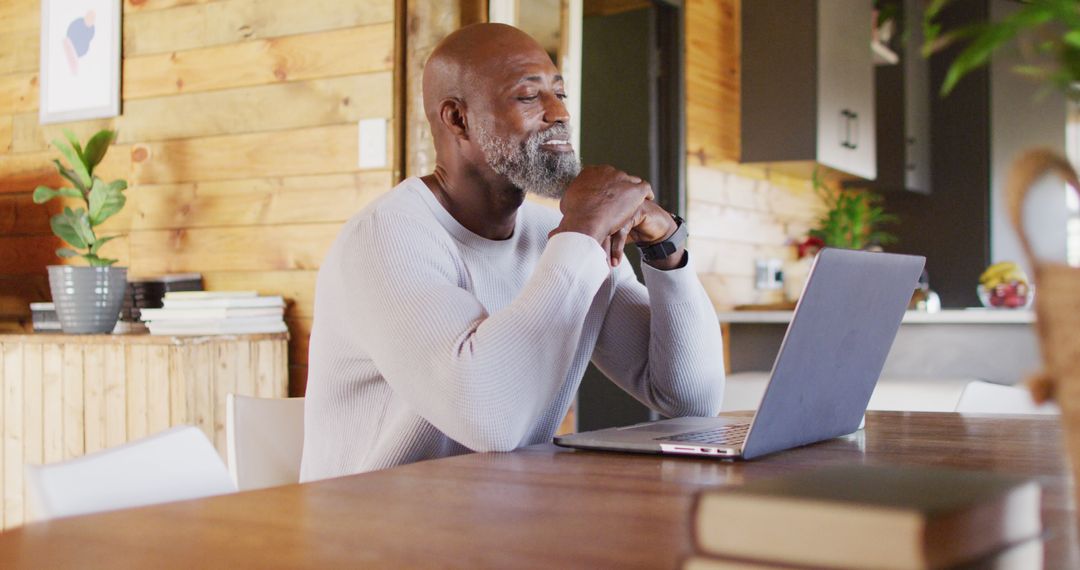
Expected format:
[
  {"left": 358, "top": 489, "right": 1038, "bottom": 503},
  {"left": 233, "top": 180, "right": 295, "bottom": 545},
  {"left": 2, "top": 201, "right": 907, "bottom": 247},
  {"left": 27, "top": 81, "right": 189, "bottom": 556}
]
[{"left": 575, "top": 0, "right": 686, "bottom": 431}]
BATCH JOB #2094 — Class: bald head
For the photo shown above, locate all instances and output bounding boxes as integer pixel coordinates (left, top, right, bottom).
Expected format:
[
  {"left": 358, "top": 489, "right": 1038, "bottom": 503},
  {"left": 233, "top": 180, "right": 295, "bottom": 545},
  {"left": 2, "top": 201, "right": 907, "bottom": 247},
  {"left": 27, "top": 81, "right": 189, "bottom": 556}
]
[
  {"left": 421, "top": 23, "right": 578, "bottom": 199},
  {"left": 422, "top": 23, "right": 552, "bottom": 126}
]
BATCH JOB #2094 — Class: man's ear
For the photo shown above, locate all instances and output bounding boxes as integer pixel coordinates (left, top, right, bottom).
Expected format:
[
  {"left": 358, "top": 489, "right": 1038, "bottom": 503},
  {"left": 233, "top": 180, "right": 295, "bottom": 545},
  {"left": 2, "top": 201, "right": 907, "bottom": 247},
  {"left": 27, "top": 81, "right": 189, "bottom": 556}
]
[{"left": 439, "top": 97, "right": 469, "bottom": 140}]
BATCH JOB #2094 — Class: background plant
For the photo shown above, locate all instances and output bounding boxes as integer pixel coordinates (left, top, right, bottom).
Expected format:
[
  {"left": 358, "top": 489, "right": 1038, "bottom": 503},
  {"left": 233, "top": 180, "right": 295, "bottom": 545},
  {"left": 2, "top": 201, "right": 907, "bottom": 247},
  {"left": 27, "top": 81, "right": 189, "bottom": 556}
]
[
  {"left": 809, "top": 171, "right": 899, "bottom": 250},
  {"left": 923, "top": 0, "right": 1080, "bottom": 100},
  {"left": 32, "top": 130, "right": 127, "bottom": 266}
]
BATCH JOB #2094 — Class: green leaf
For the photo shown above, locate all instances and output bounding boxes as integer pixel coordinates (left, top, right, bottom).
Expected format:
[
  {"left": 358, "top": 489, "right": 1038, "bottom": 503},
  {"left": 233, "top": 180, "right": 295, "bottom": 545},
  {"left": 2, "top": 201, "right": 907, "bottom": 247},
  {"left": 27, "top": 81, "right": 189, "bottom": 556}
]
[
  {"left": 83, "top": 254, "right": 118, "bottom": 267},
  {"left": 940, "top": 24, "right": 1020, "bottom": 95},
  {"left": 56, "top": 247, "right": 80, "bottom": 258},
  {"left": 34, "top": 185, "right": 82, "bottom": 204},
  {"left": 89, "top": 235, "right": 118, "bottom": 255},
  {"left": 928, "top": 2, "right": 1059, "bottom": 97},
  {"left": 62, "top": 129, "right": 84, "bottom": 162},
  {"left": 52, "top": 138, "right": 91, "bottom": 189},
  {"left": 50, "top": 207, "right": 93, "bottom": 250},
  {"left": 52, "top": 160, "right": 88, "bottom": 193},
  {"left": 1065, "top": 30, "right": 1080, "bottom": 49},
  {"left": 81, "top": 130, "right": 116, "bottom": 175},
  {"left": 88, "top": 178, "right": 127, "bottom": 226}
]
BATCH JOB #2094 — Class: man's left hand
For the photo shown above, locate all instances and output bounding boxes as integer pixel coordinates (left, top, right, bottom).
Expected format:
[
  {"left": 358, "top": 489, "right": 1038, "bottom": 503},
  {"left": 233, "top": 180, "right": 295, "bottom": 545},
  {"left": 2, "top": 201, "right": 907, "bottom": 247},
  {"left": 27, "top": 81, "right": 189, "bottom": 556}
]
[
  {"left": 608, "top": 200, "right": 685, "bottom": 271},
  {"left": 627, "top": 200, "right": 677, "bottom": 245}
]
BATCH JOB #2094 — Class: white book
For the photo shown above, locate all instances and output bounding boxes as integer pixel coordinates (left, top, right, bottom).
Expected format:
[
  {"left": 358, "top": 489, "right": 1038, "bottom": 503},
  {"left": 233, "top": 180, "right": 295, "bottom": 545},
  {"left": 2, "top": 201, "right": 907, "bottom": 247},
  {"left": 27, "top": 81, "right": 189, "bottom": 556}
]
[
  {"left": 162, "top": 296, "right": 285, "bottom": 310},
  {"left": 163, "top": 290, "right": 258, "bottom": 300},
  {"left": 139, "top": 307, "right": 284, "bottom": 321},
  {"left": 148, "top": 318, "right": 287, "bottom": 336},
  {"left": 150, "top": 315, "right": 283, "bottom": 327}
]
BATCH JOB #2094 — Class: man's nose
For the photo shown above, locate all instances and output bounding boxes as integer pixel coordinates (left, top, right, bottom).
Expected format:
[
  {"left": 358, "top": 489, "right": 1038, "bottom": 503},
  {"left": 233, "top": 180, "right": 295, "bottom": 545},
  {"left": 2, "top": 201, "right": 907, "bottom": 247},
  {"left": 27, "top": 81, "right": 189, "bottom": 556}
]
[{"left": 542, "top": 92, "right": 570, "bottom": 124}]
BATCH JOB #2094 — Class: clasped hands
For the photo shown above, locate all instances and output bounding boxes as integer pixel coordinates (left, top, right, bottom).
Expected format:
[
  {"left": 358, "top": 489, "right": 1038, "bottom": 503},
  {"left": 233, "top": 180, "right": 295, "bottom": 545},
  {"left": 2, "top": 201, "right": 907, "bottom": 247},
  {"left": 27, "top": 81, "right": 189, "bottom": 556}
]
[{"left": 550, "top": 165, "right": 680, "bottom": 269}]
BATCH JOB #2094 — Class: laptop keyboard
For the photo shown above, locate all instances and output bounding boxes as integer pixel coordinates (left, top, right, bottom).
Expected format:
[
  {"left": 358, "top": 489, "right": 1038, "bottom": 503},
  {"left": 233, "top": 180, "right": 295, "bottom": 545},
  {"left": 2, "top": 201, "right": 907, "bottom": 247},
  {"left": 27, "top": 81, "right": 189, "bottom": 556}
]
[{"left": 660, "top": 423, "right": 750, "bottom": 445}]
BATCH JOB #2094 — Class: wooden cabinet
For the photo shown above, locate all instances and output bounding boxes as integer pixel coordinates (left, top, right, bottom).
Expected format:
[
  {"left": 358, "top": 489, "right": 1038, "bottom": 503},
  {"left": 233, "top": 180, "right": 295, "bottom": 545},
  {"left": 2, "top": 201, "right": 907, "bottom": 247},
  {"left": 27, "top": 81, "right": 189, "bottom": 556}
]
[
  {"left": 0, "top": 332, "right": 288, "bottom": 530},
  {"left": 741, "top": 0, "right": 876, "bottom": 180}
]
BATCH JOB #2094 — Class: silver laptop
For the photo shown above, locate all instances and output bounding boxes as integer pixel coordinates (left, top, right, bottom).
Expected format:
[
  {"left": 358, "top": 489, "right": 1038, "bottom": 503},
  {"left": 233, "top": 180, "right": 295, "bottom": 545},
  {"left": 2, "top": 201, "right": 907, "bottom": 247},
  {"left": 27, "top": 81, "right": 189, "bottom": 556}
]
[{"left": 555, "top": 248, "right": 926, "bottom": 460}]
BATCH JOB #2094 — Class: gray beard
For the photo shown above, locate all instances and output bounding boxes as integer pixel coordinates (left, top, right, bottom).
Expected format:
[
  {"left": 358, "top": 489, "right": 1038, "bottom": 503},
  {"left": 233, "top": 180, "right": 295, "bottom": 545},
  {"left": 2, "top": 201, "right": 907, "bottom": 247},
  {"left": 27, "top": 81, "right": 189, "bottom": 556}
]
[{"left": 473, "top": 123, "right": 581, "bottom": 199}]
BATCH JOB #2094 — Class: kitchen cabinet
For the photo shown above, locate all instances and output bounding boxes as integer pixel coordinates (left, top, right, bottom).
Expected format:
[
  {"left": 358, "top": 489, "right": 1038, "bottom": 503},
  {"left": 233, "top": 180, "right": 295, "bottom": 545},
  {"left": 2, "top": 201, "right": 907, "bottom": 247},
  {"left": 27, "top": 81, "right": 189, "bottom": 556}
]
[{"left": 741, "top": 0, "right": 876, "bottom": 180}]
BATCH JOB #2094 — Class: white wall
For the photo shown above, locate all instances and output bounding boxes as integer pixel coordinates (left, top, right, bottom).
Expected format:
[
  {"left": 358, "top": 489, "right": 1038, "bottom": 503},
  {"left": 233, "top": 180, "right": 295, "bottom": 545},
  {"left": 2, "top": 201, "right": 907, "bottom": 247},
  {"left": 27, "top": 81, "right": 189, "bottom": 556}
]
[{"left": 989, "top": 0, "right": 1069, "bottom": 274}]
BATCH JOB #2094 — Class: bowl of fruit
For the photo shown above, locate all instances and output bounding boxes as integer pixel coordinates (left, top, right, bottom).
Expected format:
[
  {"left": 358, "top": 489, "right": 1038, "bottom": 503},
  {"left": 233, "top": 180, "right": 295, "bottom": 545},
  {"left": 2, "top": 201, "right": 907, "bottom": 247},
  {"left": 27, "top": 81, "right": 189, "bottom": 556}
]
[{"left": 977, "top": 261, "right": 1034, "bottom": 309}]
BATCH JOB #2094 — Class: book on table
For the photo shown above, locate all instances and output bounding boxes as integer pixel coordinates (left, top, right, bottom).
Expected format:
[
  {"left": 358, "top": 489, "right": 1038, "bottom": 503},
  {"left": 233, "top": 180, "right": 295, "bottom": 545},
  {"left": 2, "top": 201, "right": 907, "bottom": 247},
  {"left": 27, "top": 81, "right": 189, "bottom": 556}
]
[
  {"left": 147, "top": 315, "right": 287, "bottom": 336},
  {"left": 682, "top": 537, "right": 1043, "bottom": 570},
  {"left": 162, "top": 290, "right": 257, "bottom": 300},
  {"left": 161, "top": 295, "right": 285, "bottom": 310},
  {"left": 691, "top": 465, "right": 1041, "bottom": 570},
  {"left": 138, "top": 307, "right": 284, "bottom": 320},
  {"left": 145, "top": 291, "right": 287, "bottom": 336}
]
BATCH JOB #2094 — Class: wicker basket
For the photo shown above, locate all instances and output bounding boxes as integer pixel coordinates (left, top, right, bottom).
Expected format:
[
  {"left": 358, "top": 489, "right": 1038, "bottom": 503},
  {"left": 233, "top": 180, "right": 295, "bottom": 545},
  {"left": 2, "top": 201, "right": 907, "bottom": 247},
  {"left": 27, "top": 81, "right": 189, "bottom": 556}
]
[{"left": 1006, "top": 148, "right": 1080, "bottom": 492}]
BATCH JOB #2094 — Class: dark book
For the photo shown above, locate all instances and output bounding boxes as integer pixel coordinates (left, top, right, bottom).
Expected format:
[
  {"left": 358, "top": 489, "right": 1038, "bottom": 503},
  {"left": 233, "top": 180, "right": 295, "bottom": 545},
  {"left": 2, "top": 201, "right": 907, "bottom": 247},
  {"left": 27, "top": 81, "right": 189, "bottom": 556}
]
[{"left": 692, "top": 465, "right": 1041, "bottom": 570}]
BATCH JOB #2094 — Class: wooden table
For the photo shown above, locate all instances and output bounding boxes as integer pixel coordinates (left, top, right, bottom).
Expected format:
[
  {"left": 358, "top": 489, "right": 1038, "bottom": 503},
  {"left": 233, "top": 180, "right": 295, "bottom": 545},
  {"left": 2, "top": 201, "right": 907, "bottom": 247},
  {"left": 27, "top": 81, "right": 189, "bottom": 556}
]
[{"left": 0, "top": 412, "right": 1075, "bottom": 568}]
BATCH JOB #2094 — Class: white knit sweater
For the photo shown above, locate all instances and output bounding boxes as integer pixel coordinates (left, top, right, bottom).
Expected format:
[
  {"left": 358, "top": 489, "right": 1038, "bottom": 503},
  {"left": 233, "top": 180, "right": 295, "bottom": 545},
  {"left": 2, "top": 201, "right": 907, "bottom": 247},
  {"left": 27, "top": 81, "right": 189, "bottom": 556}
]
[{"left": 299, "top": 177, "right": 725, "bottom": 481}]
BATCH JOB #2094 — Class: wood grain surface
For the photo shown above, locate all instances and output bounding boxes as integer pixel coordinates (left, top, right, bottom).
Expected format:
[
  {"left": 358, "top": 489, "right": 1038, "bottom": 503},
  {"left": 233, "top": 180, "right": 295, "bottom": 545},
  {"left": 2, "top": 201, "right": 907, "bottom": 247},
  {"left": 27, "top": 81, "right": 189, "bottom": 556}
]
[
  {"left": 0, "top": 412, "right": 1074, "bottom": 568},
  {"left": 0, "top": 333, "right": 288, "bottom": 529},
  {"left": 0, "top": 0, "right": 396, "bottom": 391}
]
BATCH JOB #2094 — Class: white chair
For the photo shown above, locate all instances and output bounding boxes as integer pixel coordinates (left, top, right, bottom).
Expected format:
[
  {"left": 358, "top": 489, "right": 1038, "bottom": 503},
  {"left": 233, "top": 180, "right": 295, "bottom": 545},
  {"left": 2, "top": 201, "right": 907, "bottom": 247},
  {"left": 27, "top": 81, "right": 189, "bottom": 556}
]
[
  {"left": 955, "top": 380, "right": 1060, "bottom": 415},
  {"left": 25, "top": 426, "right": 235, "bottom": 521},
  {"left": 225, "top": 394, "right": 306, "bottom": 491}
]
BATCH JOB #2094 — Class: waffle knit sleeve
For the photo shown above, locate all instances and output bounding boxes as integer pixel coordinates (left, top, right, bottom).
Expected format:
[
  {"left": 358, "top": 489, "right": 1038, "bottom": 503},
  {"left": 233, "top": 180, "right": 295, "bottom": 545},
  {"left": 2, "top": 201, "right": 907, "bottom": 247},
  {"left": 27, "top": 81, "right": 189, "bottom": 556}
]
[
  {"left": 339, "top": 212, "right": 610, "bottom": 452},
  {"left": 589, "top": 253, "right": 726, "bottom": 417}
]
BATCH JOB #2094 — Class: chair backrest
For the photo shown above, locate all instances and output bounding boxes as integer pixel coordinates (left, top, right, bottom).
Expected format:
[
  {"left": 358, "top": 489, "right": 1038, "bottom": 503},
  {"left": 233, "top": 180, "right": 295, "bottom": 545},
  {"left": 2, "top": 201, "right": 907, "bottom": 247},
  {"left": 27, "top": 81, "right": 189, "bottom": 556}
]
[
  {"left": 226, "top": 394, "right": 305, "bottom": 491},
  {"left": 955, "top": 380, "right": 1060, "bottom": 415},
  {"left": 25, "top": 426, "right": 236, "bottom": 521}
]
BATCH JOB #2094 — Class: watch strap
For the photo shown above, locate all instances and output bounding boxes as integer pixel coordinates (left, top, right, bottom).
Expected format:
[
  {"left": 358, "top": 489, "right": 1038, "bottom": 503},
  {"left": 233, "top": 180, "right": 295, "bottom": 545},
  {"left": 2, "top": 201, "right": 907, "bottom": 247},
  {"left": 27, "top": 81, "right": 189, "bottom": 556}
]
[{"left": 636, "top": 214, "right": 687, "bottom": 262}]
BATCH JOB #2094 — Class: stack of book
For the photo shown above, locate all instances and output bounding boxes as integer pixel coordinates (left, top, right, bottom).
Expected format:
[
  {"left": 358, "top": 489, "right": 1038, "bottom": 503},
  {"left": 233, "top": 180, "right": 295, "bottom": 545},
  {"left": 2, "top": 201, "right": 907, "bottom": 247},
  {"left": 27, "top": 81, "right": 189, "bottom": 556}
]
[
  {"left": 125, "top": 273, "right": 204, "bottom": 322},
  {"left": 29, "top": 302, "right": 61, "bottom": 333},
  {"left": 140, "top": 291, "right": 287, "bottom": 336},
  {"left": 686, "top": 465, "right": 1042, "bottom": 569}
]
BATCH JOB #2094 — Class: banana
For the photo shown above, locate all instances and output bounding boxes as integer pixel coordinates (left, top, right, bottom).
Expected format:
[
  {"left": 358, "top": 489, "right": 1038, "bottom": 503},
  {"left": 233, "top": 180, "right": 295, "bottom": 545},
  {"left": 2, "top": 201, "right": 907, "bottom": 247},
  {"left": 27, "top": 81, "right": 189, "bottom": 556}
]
[{"left": 979, "top": 261, "right": 1028, "bottom": 288}]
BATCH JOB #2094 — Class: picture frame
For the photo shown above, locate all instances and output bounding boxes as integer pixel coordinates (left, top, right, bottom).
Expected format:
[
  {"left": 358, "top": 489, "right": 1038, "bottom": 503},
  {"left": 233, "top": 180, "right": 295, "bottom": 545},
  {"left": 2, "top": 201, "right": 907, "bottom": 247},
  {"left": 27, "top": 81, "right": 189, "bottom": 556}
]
[{"left": 39, "top": 0, "right": 121, "bottom": 124}]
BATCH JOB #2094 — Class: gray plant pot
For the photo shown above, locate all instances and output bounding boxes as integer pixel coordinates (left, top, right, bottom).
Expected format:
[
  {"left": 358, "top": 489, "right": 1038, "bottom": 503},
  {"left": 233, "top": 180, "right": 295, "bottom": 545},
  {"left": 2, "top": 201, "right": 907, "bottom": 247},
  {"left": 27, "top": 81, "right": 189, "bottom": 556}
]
[{"left": 47, "top": 265, "right": 128, "bottom": 334}]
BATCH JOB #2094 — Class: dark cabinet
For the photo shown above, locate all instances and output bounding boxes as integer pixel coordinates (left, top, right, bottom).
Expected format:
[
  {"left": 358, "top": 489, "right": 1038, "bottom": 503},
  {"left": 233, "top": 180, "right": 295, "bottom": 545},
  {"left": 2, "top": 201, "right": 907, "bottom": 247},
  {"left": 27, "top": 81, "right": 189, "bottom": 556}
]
[{"left": 741, "top": 0, "right": 877, "bottom": 180}]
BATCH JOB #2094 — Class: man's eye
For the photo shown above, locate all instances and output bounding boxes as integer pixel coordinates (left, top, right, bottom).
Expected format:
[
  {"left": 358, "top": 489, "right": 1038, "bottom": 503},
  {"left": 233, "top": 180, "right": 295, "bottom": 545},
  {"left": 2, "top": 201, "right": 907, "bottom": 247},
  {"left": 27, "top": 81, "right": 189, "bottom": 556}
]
[
  {"left": 556, "top": 93, "right": 568, "bottom": 100},
  {"left": 517, "top": 95, "right": 539, "bottom": 102}
]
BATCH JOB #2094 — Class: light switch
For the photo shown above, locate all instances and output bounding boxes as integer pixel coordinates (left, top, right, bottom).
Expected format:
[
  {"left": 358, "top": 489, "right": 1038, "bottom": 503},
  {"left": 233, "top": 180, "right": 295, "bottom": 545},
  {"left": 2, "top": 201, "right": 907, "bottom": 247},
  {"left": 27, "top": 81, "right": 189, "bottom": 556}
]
[
  {"left": 358, "top": 118, "right": 387, "bottom": 169},
  {"left": 754, "top": 258, "right": 784, "bottom": 290}
]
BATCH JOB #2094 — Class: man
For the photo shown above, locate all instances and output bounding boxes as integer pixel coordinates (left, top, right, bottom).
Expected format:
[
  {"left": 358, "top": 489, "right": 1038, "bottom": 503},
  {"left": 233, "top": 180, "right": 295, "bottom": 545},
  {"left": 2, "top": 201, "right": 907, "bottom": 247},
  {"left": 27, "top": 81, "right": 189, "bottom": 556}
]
[{"left": 300, "top": 23, "right": 724, "bottom": 480}]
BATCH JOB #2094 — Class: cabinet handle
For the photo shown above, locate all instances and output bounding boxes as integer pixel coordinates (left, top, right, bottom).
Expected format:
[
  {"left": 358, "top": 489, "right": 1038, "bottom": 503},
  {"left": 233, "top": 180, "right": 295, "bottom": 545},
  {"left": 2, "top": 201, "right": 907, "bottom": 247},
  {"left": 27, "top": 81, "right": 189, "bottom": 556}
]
[
  {"left": 848, "top": 112, "right": 859, "bottom": 150},
  {"left": 839, "top": 109, "right": 857, "bottom": 150}
]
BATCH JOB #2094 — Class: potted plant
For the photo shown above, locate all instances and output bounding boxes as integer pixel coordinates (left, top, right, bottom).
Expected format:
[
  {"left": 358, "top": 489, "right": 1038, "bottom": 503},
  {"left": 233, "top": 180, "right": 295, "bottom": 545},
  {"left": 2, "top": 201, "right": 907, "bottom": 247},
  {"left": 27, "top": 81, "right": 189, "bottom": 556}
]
[
  {"left": 785, "top": 172, "right": 898, "bottom": 302},
  {"left": 32, "top": 129, "right": 128, "bottom": 334},
  {"left": 807, "top": 182, "right": 898, "bottom": 252}
]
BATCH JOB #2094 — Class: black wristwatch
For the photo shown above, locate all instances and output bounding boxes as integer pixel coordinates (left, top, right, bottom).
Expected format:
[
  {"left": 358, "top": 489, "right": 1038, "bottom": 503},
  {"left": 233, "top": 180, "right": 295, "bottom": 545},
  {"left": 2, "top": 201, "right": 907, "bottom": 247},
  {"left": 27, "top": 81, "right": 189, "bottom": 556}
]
[{"left": 636, "top": 214, "right": 687, "bottom": 262}]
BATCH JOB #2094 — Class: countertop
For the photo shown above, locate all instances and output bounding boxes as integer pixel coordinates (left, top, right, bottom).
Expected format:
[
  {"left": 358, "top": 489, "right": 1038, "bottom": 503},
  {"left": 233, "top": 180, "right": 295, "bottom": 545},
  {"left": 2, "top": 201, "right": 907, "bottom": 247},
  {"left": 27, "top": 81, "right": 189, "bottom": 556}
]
[{"left": 717, "top": 308, "right": 1035, "bottom": 325}]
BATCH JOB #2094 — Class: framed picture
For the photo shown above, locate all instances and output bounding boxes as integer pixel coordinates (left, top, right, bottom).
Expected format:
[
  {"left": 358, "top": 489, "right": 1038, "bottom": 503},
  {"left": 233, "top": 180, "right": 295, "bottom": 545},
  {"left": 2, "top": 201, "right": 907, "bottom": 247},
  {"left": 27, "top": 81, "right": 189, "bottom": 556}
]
[{"left": 39, "top": 0, "right": 121, "bottom": 124}]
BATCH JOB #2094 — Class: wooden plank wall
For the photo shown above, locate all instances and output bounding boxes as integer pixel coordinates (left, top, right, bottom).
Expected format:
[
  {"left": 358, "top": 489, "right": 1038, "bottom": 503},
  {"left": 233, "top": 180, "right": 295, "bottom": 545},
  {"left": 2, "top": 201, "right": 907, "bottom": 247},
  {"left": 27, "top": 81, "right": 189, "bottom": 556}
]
[
  {"left": 0, "top": 0, "right": 397, "bottom": 393},
  {"left": 684, "top": 0, "right": 827, "bottom": 308}
]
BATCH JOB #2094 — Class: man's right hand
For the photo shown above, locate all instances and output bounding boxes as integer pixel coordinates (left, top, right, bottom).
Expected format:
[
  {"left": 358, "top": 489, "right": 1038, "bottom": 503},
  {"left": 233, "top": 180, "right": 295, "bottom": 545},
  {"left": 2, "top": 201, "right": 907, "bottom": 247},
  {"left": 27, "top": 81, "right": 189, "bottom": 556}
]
[{"left": 551, "top": 165, "right": 654, "bottom": 256}]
